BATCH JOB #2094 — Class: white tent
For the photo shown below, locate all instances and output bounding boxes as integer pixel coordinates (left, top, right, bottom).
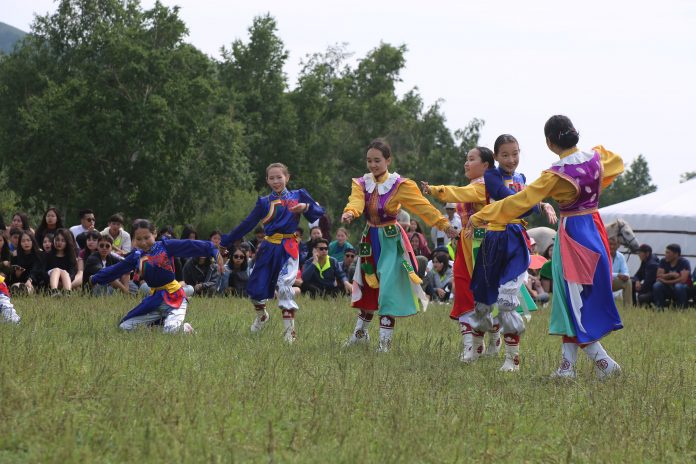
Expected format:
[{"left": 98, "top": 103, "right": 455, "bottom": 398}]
[{"left": 599, "top": 178, "right": 696, "bottom": 273}]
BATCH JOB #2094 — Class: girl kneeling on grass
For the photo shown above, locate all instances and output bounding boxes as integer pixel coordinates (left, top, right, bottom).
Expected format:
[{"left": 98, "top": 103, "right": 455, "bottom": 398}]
[
  {"left": 89, "top": 219, "right": 223, "bottom": 333},
  {"left": 221, "top": 163, "right": 325, "bottom": 344}
]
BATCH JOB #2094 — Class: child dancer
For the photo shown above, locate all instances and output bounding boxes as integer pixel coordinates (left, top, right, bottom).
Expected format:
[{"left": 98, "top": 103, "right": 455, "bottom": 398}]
[
  {"left": 89, "top": 219, "right": 222, "bottom": 333},
  {"left": 421, "top": 146, "right": 500, "bottom": 362},
  {"left": 469, "top": 134, "right": 557, "bottom": 372},
  {"left": 221, "top": 163, "right": 324, "bottom": 343},
  {"left": 0, "top": 273, "right": 21, "bottom": 324},
  {"left": 341, "top": 139, "right": 456, "bottom": 352},
  {"left": 470, "top": 115, "right": 623, "bottom": 380}
]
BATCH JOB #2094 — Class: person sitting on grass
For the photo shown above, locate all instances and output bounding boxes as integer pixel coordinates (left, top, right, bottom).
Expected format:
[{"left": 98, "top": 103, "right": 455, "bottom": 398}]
[
  {"left": 424, "top": 252, "right": 453, "bottom": 303},
  {"left": 9, "top": 231, "right": 45, "bottom": 294},
  {"left": 301, "top": 238, "right": 351, "bottom": 298},
  {"left": 45, "top": 229, "right": 77, "bottom": 296},
  {"left": 183, "top": 255, "right": 221, "bottom": 297},
  {"left": 653, "top": 244, "right": 691, "bottom": 310},
  {"left": 632, "top": 244, "right": 659, "bottom": 306},
  {"left": 84, "top": 235, "right": 130, "bottom": 296},
  {"left": 328, "top": 227, "right": 355, "bottom": 262}
]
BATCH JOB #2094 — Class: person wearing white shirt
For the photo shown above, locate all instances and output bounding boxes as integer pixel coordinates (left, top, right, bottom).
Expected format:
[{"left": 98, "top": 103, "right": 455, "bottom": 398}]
[
  {"left": 430, "top": 203, "right": 461, "bottom": 248},
  {"left": 101, "top": 213, "right": 132, "bottom": 256},
  {"left": 609, "top": 236, "right": 633, "bottom": 306}
]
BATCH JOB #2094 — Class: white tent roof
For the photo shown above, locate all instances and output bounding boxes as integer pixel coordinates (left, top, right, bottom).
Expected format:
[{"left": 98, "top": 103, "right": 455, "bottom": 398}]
[{"left": 599, "top": 178, "right": 696, "bottom": 272}]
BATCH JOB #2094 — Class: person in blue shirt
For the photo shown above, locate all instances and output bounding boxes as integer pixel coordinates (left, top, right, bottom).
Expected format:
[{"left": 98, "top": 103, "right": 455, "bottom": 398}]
[
  {"left": 653, "top": 243, "right": 692, "bottom": 309},
  {"left": 221, "top": 162, "right": 324, "bottom": 343},
  {"left": 89, "top": 219, "right": 223, "bottom": 333},
  {"left": 328, "top": 227, "right": 354, "bottom": 262},
  {"left": 301, "top": 238, "right": 352, "bottom": 297},
  {"left": 608, "top": 236, "right": 633, "bottom": 306}
]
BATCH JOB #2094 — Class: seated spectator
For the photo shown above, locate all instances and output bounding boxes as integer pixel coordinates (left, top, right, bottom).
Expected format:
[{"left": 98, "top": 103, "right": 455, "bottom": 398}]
[
  {"left": 308, "top": 213, "right": 332, "bottom": 243},
  {"left": 409, "top": 231, "right": 431, "bottom": 259},
  {"left": 301, "top": 238, "right": 351, "bottom": 297},
  {"left": 609, "top": 236, "right": 633, "bottom": 306},
  {"left": 539, "top": 241, "right": 554, "bottom": 294},
  {"left": 101, "top": 213, "right": 131, "bottom": 256},
  {"left": 72, "top": 230, "right": 101, "bottom": 289},
  {"left": 45, "top": 229, "right": 78, "bottom": 295},
  {"left": 425, "top": 252, "right": 452, "bottom": 303},
  {"left": 69, "top": 209, "right": 96, "bottom": 249},
  {"left": 632, "top": 244, "right": 659, "bottom": 306},
  {"left": 9, "top": 231, "right": 45, "bottom": 294},
  {"left": 35, "top": 207, "right": 64, "bottom": 246},
  {"left": 11, "top": 211, "right": 33, "bottom": 234},
  {"left": 303, "top": 226, "right": 323, "bottom": 266},
  {"left": 0, "top": 230, "right": 11, "bottom": 276},
  {"left": 209, "top": 229, "right": 222, "bottom": 248},
  {"left": 296, "top": 227, "right": 309, "bottom": 264},
  {"left": 41, "top": 233, "right": 55, "bottom": 254},
  {"left": 8, "top": 228, "right": 22, "bottom": 255},
  {"left": 183, "top": 255, "right": 220, "bottom": 297},
  {"left": 84, "top": 235, "right": 129, "bottom": 295},
  {"left": 248, "top": 225, "right": 265, "bottom": 251},
  {"left": 328, "top": 227, "right": 354, "bottom": 261},
  {"left": 339, "top": 248, "right": 357, "bottom": 283},
  {"left": 431, "top": 203, "right": 461, "bottom": 248},
  {"left": 653, "top": 244, "right": 691, "bottom": 309},
  {"left": 225, "top": 247, "right": 250, "bottom": 297},
  {"left": 181, "top": 224, "right": 198, "bottom": 240}
]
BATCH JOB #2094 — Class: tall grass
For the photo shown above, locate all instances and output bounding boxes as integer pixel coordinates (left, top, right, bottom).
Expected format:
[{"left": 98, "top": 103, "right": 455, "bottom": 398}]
[{"left": 1, "top": 294, "right": 694, "bottom": 463}]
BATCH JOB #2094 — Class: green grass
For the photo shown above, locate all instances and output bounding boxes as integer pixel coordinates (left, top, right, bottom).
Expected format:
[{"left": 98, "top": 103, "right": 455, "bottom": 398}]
[{"left": 1, "top": 294, "right": 695, "bottom": 463}]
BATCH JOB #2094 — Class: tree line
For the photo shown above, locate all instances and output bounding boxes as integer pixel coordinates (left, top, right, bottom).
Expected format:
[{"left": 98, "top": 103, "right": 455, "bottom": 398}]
[{"left": 0, "top": 0, "right": 662, "bottom": 232}]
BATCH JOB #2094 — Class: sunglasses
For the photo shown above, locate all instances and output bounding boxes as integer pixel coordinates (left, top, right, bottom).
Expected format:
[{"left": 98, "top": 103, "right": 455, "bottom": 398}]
[
  {"left": 317, "top": 247, "right": 328, "bottom": 251},
  {"left": 98, "top": 243, "right": 111, "bottom": 249},
  {"left": 85, "top": 217, "right": 96, "bottom": 222},
  {"left": 345, "top": 254, "right": 356, "bottom": 258},
  {"left": 232, "top": 254, "right": 245, "bottom": 259}
]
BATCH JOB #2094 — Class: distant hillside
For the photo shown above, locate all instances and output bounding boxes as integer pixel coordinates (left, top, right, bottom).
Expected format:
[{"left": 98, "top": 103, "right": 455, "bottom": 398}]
[{"left": 0, "top": 22, "right": 27, "bottom": 54}]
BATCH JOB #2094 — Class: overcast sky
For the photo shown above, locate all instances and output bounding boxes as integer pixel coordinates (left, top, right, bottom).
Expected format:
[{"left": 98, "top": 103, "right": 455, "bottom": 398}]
[{"left": 3, "top": 0, "right": 695, "bottom": 190}]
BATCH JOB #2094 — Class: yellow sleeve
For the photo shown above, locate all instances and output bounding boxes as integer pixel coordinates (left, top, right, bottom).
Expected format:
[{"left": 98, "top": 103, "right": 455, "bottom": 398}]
[
  {"left": 343, "top": 178, "right": 365, "bottom": 218},
  {"left": 473, "top": 172, "right": 560, "bottom": 225},
  {"left": 393, "top": 179, "right": 450, "bottom": 230},
  {"left": 593, "top": 145, "right": 625, "bottom": 189},
  {"left": 430, "top": 183, "right": 486, "bottom": 204}
]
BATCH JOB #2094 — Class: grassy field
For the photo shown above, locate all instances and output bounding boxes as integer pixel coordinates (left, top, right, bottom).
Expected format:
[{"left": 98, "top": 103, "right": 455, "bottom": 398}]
[{"left": 1, "top": 294, "right": 695, "bottom": 463}]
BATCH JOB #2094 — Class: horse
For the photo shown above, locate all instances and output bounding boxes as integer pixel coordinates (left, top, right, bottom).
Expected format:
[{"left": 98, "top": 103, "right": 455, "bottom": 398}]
[
  {"left": 605, "top": 218, "right": 640, "bottom": 253},
  {"left": 527, "top": 219, "right": 639, "bottom": 258}
]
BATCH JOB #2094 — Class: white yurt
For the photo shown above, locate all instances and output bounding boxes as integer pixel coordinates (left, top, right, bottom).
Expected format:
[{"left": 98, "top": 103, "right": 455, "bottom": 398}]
[{"left": 599, "top": 178, "right": 696, "bottom": 273}]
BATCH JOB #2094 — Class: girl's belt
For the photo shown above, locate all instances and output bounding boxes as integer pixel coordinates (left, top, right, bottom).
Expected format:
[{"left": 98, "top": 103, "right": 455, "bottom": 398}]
[
  {"left": 366, "top": 220, "right": 397, "bottom": 228},
  {"left": 150, "top": 280, "right": 181, "bottom": 294},
  {"left": 265, "top": 233, "right": 297, "bottom": 244}
]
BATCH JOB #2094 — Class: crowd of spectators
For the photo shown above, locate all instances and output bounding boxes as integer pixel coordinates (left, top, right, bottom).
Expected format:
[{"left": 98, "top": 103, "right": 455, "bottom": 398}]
[{"left": 1, "top": 208, "right": 694, "bottom": 310}]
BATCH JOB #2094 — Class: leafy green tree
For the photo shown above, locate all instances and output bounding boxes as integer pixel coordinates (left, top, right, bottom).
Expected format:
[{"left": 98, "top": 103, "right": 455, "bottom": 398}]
[
  {"left": 219, "top": 14, "right": 297, "bottom": 186},
  {"left": 0, "top": 0, "right": 250, "bottom": 223},
  {"left": 680, "top": 171, "right": 696, "bottom": 183},
  {"left": 600, "top": 154, "right": 657, "bottom": 207}
]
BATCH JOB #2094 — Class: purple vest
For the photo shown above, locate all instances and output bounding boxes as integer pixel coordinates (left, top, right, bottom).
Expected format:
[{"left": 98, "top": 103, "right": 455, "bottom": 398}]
[
  {"left": 356, "top": 174, "right": 404, "bottom": 225},
  {"left": 545, "top": 151, "right": 603, "bottom": 215}
]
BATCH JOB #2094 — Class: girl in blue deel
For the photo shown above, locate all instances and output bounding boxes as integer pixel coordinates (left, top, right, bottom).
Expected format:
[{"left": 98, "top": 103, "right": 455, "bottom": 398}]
[
  {"left": 90, "top": 219, "right": 223, "bottom": 333},
  {"left": 221, "top": 163, "right": 324, "bottom": 343}
]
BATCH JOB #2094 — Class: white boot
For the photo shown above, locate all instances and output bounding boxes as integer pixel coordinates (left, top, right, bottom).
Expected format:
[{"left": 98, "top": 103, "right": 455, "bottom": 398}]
[
  {"left": 550, "top": 343, "right": 578, "bottom": 379},
  {"left": 377, "top": 316, "right": 394, "bottom": 352},
  {"left": 0, "top": 302, "right": 21, "bottom": 325},
  {"left": 250, "top": 309, "right": 269, "bottom": 333},
  {"left": 499, "top": 335, "right": 520, "bottom": 372},
  {"left": 282, "top": 310, "right": 297, "bottom": 344},
  {"left": 344, "top": 317, "right": 371, "bottom": 347},
  {"left": 583, "top": 342, "right": 621, "bottom": 380},
  {"left": 460, "top": 332, "right": 484, "bottom": 363},
  {"left": 483, "top": 328, "right": 501, "bottom": 357}
]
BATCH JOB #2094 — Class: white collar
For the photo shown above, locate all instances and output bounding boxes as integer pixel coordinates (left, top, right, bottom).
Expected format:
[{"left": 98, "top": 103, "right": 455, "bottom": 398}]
[
  {"left": 552, "top": 150, "right": 594, "bottom": 167},
  {"left": 363, "top": 172, "right": 400, "bottom": 195}
]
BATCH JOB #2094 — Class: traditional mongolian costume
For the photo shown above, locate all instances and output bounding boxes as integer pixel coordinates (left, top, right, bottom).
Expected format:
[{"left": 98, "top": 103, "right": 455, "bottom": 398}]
[
  {"left": 472, "top": 146, "right": 624, "bottom": 379},
  {"left": 467, "top": 167, "right": 541, "bottom": 371},
  {"left": 0, "top": 275, "right": 21, "bottom": 324},
  {"left": 90, "top": 239, "right": 221, "bottom": 332},
  {"left": 343, "top": 171, "right": 450, "bottom": 351},
  {"left": 221, "top": 188, "right": 324, "bottom": 342}
]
